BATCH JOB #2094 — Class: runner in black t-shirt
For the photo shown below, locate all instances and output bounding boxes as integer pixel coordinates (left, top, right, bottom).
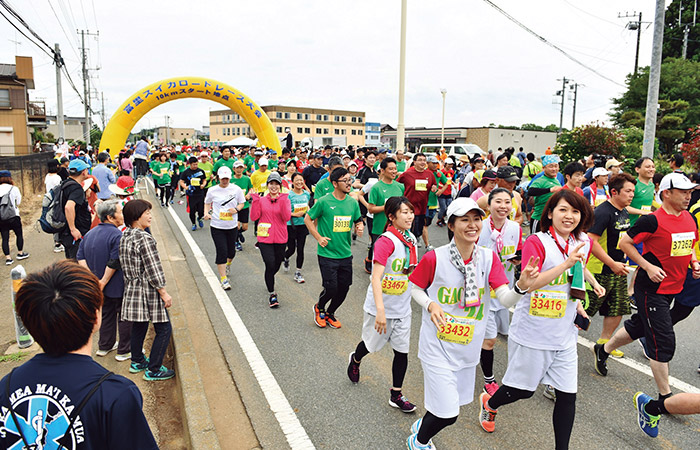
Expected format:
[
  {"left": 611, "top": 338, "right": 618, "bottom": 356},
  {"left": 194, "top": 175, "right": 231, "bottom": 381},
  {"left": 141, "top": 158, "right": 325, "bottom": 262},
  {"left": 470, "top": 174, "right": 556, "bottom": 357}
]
[
  {"left": 593, "top": 173, "right": 700, "bottom": 438},
  {"left": 585, "top": 173, "right": 635, "bottom": 358},
  {"left": 60, "top": 159, "right": 92, "bottom": 259},
  {"left": 179, "top": 157, "right": 207, "bottom": 231}
]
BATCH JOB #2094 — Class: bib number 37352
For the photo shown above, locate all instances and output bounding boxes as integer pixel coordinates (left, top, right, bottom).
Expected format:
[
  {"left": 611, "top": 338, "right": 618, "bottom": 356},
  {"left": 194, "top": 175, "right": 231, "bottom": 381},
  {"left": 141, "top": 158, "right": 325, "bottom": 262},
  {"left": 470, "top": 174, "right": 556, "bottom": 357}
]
[
  {"left": 437, "top": 314, "right": 474, "bottom": 345},
  {"left": 528, "top": 290, "right": 568, "bottom": 319}
]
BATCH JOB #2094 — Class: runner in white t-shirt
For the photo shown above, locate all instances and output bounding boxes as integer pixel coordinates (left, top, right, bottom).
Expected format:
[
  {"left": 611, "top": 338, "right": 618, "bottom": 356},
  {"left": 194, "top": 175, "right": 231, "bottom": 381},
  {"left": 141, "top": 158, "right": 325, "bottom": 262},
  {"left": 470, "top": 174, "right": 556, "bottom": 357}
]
[
  {"left": 405, "top": 197, "right": 540, "bottom": 450},
  {"left": 204, "top": 167, "right": 246, "bottom": 290}
]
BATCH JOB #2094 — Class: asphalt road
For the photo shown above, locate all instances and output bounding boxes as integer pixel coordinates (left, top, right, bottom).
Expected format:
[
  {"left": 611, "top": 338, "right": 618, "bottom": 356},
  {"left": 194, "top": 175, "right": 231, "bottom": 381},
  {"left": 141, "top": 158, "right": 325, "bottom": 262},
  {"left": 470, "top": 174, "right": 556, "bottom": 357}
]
[{"left": 162, "top": 191, "right": 700, "bottom": 450}]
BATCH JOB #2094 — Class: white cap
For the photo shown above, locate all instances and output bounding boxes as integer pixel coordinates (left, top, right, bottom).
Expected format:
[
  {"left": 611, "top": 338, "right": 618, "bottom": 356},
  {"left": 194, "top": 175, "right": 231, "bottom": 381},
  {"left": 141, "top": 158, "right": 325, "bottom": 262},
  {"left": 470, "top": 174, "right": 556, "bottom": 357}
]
[
  {"left": 446, "top": 198, "right": 485, "bottom": 221},
  {"left": 657, "top": 172, "right": 699, "bottom": 202},
  {"left": 199, "top": 151, "right": 209, "bottom": 158},
  {"left": 592, "top": 167, "right": 610, "bottom": 178},
  {"left": 217, "top": 166, "right": 232, "bottom": 179},
  {"left": 258, "top": 158, "right": 269, "bottom": 166},
  {"left": 444, "top": 157, "right": 454, "bottom": 165},
  {"left": 232, "top": 160, "right": 245, "bottom": 168}
]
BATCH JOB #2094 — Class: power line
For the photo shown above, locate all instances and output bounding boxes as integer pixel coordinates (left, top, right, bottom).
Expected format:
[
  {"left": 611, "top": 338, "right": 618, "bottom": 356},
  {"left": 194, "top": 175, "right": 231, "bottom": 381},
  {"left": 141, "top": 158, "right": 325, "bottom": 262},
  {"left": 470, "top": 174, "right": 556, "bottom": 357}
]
[
  {"left": 0, "top": 9, "right": 54, "bottom": 59},
  {"left": 0, "top": 0, "right": 53, "bottom": 53},
  {"left": 46, "top": 0, "right": 80, "bottom": 59},
  {"left": 562, "top": 0, "right": 622, "bottom": 27},
  {"left": 481, "top": 0, "right": 625, "bottom": 87}
]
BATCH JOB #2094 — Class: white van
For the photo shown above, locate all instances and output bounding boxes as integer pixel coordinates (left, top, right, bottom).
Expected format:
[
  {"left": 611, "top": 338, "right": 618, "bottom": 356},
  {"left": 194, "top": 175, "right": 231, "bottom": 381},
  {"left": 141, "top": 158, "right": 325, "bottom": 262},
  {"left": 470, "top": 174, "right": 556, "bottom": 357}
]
[{"left": 418, "top": 143, "right": 484, "bottom": 160}]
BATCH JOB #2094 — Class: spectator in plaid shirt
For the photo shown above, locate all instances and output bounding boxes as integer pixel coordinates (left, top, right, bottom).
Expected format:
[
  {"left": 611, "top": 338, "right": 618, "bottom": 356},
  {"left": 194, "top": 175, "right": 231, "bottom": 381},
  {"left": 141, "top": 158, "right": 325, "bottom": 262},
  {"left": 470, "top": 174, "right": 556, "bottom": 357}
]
[{"left": 119, "top": 199, "right": 175, "bottom": 381}]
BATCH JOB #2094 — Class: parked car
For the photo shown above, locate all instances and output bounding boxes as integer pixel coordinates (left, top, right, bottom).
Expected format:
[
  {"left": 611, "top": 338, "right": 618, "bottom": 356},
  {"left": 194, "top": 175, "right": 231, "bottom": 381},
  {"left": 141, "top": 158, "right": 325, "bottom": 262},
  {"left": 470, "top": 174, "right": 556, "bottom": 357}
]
[{"left": 418, "top": 143, "right": 483, "bottom": 160}]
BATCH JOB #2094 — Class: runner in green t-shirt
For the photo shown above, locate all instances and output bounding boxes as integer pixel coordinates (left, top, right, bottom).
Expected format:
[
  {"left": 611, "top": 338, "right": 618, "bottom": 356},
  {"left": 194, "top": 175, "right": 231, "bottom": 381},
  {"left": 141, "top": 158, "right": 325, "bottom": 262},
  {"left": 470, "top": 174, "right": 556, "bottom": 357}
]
[
  {"left": 314, "top": 156, "right": 345, "bottom": 200},
  {"left": 151, "top": 153, "right": 172, "bottom": 206},
  {"left": 212, "top": 148, "right": 235, "bottom": 186},
  {"left": 305, "top": 167, "right": 363, "bottom": 329},
  {"left": 626, "top": 156, "right": 656, "bottom": 225},
  {"left": 231, "top": 160, "right": 254, "bottom": 250},
  {"left": 198, "top": 153, "right": 214, "bottom": 188},
  {"left": 528, "top": 155, "right": 562, "bottom": 233}
]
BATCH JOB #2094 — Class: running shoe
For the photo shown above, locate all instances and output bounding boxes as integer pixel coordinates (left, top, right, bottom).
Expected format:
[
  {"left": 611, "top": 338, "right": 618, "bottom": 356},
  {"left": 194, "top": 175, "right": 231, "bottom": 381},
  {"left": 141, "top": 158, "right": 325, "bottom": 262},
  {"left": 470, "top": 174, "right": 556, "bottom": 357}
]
[
  {"left": 543, "top": 385, "right": 557, "bottom": 401},
  {"left": 633, "top": 392, "right": 659, "bottom": 438},
  {"left": 294, "top": 272, "right": 305, "bottom": 284},
  {"left": 629, "top": 295, "right": 637, "bottom": 311},
  {"left": 326, "top": 314, "right": 341, "bottom": 329},
  {"left": 221, "top": 278, "right": 231, "bottom": 290},
  {"left": 235, "top": 242, "right": 243, "bottom": 252},
  {"left": 364, "top": 258, "right": 372, "bottom": 274},
  {"left": 352, "top": 233, "right": 357, "bottom": 241},
  {"left": 129, "top": 358, "right": 150, "bottom": 373},
  {"left": 5, "top": 259, "right": 13, "bottom": 266},
  {"left": 96, "top": 342, "right": 118, "bottom": 357},
  {"left": 16, "top": 252, "right": 29, "bottom": 260},
  {"left": 269, "top": 294, "right": 279, "bottom": 308},
  {"left": 390, "top": 391, "right": 417, "bottom": 413},
  {"left": 479, "top": 392, "right": 497, "bottom": 433},
  {"left": 54, "top": 244, "right": 64, "bottom": 253},
  {"left": 483, "top": 381, "right": 499, "bottom": 396},
  {"left": 347, "top": 352, "right": 360, "bottom": 383},
  {"left": 592, "top": 343, "right": 608, "bottom": 376},
  {"left": 198, "top": 219, "right": 204, "bottom": 228},
  {"left": 191, "top": 224, "right": 197, "bottom": 231},
  {"left": 143, "top": 367, "right": 175, "bottom": 381},
  {"left": 597, "top": 338, "right": 624, "bottom": 358},
  {"left": 161, "top": 202, "right": 165, "bottom": 207},
  {"left": 239, "top": 233, "right": 245, "bottom": 243},
  {"left": 639, "top": 337, "right": 652, "bottom": 360},
  {"left": 314, "top": 304, "right": 326, "bottom": 328},
  {"left": 115, "top": 352, "right": 131, "bottom": 362},
  {"left": 170, "top": 199, "right": 174, "bottom": 204},
  {"left": 697, "top": 364, "right": 700, "bottom": 374},
  {"left": 406, "top": 432, "right": 436, "bottom": 450},
  {"left": 283, "top": 258, "right": 290, "bottom": 273}
]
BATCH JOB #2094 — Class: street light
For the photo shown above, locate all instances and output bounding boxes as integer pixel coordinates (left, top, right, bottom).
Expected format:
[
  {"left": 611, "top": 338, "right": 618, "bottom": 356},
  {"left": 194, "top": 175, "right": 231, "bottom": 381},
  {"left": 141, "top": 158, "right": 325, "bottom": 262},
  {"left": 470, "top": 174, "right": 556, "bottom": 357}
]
[{"left": 440, "top": 89, "right": 447, "bottom": 152}]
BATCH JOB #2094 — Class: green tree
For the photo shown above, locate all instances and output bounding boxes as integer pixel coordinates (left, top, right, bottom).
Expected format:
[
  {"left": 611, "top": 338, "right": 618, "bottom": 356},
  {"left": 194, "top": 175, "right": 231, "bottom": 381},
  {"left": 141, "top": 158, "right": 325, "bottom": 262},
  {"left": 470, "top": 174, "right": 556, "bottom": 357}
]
[
  {"left": 610, "top": 58, "right": 700, "bottom": 153},
  {"left": 554, "top": 123, "right": 625, "bottom": 165},
  {"left": 662, "top": 0, "right": 700, "bottom": 61},
  {"left": 90, "top": 126, "right": 102, "bottom": 148},
  {"left": 680, "top": 125, "right": 700, "bottom": 170}
]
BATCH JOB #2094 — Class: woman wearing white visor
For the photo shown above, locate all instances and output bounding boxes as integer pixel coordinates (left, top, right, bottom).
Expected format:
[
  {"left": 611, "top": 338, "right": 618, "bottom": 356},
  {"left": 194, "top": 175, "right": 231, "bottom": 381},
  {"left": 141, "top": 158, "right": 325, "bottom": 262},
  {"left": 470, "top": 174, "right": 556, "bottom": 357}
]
[{"left": 406, "top": 197, "right": 540, "bottom": 450}]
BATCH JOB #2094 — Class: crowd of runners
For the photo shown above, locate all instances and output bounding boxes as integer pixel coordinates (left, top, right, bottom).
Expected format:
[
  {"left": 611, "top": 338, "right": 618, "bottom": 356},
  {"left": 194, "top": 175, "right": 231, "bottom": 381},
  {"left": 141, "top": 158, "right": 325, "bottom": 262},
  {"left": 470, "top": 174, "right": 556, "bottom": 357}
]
[{"left": 2, "top": 139, "right": 699, "bottom": 448}]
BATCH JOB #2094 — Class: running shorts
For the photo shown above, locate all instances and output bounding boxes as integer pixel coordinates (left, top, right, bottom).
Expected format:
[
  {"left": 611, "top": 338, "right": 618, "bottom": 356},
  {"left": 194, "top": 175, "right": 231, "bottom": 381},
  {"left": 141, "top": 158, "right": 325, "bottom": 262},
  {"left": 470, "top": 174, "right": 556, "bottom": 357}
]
[
  {"left": 502, "top": 339, "right": 578, "bottom": 394},
  {"left": 361, "top": 312, "right": 411, "bottom": 354},
  {"left": 422, "top": 361, "right": 476, "bottom": 418},
  {"left": 585, "top": 273, "right": 631, "bottom": 317},
  {"left": 484, "top": 308, "right": 510, "bottom": 340}
]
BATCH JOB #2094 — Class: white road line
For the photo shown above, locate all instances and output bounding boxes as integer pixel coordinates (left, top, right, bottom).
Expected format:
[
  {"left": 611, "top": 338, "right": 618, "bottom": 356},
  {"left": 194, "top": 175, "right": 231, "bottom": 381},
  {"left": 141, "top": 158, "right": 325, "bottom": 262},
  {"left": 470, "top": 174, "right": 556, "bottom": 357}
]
[{"left": 166, "top": 205, "right": 315, "bottom": 449}]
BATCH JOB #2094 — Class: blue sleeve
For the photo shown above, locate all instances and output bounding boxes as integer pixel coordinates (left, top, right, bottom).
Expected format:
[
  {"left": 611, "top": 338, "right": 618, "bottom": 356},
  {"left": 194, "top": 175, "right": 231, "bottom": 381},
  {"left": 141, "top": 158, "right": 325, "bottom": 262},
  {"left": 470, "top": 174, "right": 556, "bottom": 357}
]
[
  {"left": 557, "top": 173, "right": 565, "bottom": 185},
  {"left": 107, "top": 384, "right": 158, "bottom": 449},
  {"left": 109, "top": 232, "right": 121, "bottom": 260}
]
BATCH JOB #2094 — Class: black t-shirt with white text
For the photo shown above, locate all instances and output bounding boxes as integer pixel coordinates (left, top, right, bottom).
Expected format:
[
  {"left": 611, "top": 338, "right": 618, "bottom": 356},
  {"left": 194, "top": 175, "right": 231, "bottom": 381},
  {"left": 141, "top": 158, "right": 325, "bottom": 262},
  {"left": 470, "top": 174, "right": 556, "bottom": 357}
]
[{"left": 179, "top": 168, "right": 207, "bottom": 197}]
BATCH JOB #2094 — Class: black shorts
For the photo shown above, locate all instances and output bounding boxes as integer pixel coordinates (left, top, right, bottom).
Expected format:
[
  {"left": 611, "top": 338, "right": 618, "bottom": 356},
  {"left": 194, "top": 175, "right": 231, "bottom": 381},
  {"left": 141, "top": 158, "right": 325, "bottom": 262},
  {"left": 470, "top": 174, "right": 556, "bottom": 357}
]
[
  {"left": 411, "top": 214, "right": 426, "bottom": 238},
  {"left": 238, "top": 207, "right": 249, "bottom": 224},
  {"left": 623, "top": 289, "right": 676, "bottom": 363}
]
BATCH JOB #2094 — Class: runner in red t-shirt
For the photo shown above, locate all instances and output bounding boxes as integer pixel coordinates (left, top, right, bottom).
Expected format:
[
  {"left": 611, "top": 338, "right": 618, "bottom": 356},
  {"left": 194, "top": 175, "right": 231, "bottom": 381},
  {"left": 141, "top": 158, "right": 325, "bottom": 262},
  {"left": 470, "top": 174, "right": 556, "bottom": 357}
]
[{"left": 397, "top": 154, "right": 437, "bottom": 241}]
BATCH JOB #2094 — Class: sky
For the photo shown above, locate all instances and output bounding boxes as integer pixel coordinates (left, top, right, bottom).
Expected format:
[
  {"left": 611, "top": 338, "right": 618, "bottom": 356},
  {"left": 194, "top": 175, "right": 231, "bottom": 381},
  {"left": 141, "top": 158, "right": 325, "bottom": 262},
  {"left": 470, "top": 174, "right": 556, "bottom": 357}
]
[{"left": 0, "top": 0, "right": 670, "bottom": 136}]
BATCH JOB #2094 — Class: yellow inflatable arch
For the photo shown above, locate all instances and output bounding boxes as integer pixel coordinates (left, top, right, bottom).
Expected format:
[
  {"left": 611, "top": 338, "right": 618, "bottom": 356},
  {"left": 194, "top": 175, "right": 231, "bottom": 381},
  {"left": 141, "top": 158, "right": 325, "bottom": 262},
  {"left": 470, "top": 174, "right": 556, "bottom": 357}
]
[{"left": 99, "top": 76, "right": 280, "bottom": 157}]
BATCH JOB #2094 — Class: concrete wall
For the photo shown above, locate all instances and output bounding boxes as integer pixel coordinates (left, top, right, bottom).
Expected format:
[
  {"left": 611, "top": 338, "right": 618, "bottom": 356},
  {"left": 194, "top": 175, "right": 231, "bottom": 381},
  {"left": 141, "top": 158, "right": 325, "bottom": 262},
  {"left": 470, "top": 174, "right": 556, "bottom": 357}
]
[{"left": 486, "top": 128, "right": 557, "bottom": 156}]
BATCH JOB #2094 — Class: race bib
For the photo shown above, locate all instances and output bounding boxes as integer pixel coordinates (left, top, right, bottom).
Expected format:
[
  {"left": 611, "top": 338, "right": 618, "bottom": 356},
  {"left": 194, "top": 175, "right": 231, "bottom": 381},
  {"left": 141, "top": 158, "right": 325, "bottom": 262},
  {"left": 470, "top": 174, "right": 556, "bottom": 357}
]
[
  {"left": 191, "top": 178, "right": 201, "bottom": 187},
  {"left": 641, "top": 205, "right": 652, "bottom": 212},
  {"left": 160, "top": 168, "right": 168, "bottom": 175},
  {"left": 671, "top": 232, "right": 694, "bottom": 257},
  {"left": 502, "top": 245, "right": 516, "bottom": 258},
  {"left": 529, "top": 290, "right": 568, "bottom": 319},
  {"left": 415, "top": 179, "right": 428, "bottom": 191},
  {"left": 616, "top": 231, "right": 627, "bottom": 250},
  {"left": 260, "top": 182, "right": 266, "bottom": 190},
  {"left": 293, "top": 203, "right": 308, "bottom": 214},
  {"left": 257, "top": 222, "right": 271, "bottom": 237},
  {"left": 333, "top": 215, "right": 351, "bottom": 232},
  {"left": 219, "top": 211, "right": 233, "bottom": 221},
  {"left": 381, "top": 273, "right": 408, "bottom": 295},
  {"left": 437, "top": 313, "right": 475, "bottom": 345}
]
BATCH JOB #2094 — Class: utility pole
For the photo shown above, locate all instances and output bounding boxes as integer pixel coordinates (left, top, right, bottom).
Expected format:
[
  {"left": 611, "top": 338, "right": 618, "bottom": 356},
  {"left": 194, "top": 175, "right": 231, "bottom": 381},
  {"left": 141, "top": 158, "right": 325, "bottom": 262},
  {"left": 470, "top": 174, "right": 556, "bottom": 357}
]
[
  {"left": 619, "top": 12, "right": 645, "bottom": 75},
  {"left": 571, "top": 83, "right": 580, "bottom": 129},
  {"left": 165, "top": 115, "right": 170, "bottom": 145},
  {"left": 682, "top": 25, "right": 690, "bottom": 58},
  {"left": 80, "top": 30, "right": 89, "bottom": 145},
  {"left": 396, "top": 0, "right": 407, "bottom": 153},
  {"left": 556, "top": 77, "right": 570, "bottom": 134},
  {"left": 54, "top": 43, "right": 65, "bottom": 141},
  {"left": 100, "top": 92, "right": 105, "bottom": 129},
  {"left": 642, "top": 0, "right": 666, "bottom": 158},
  {"left": 440, "top": 89, "right": 447, "bottom": 151}
]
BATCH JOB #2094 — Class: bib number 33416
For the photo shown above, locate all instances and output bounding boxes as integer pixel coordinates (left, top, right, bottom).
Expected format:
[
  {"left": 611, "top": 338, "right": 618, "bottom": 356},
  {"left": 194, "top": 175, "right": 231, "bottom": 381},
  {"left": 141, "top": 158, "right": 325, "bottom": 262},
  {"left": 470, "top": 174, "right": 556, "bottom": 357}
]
[{"left": 528, "top": 290, "right": 567, "bottom": 319}]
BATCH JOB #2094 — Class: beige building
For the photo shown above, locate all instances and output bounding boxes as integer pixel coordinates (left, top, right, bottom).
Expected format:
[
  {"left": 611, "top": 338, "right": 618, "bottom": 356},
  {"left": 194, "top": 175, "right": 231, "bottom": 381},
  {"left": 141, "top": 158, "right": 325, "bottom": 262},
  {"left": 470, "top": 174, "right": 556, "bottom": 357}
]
[
  {"left": 46, "top": 115, "right": 87, "bottom": 142},
  {"left": 210, "top": 105, "right": 366, "bottom": 147},
  {"left": 0, "top": 56, "right": 46, "bottom": 155},
  {"left": 381, "top": 126, "right": 557, "bottom": 156},
  {"left": 154, "top": 126, "right": 196, "bottom": 145}
]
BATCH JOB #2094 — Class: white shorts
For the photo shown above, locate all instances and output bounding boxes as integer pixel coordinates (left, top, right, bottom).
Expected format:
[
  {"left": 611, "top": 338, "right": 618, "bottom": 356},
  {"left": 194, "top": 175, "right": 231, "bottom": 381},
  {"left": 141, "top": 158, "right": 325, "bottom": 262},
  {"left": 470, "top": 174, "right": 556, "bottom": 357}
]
[
  {"left": 362, "top": 312, "right": 411, "bottom": 354},
  {"left": 484, "top": 308, "right": 510, "bottom": 340},
  {"left": 422, "top": 361, "right": 476, "bottom": 418},
  {"left": 501, "top": 339, "right": 578, "bottom": 394}
]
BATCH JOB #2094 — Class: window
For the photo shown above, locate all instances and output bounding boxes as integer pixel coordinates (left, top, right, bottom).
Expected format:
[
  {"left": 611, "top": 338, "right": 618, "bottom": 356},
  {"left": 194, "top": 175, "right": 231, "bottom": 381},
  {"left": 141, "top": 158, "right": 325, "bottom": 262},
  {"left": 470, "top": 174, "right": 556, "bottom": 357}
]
[
  {"left": 305, "top": 114, "right": 310, "bottom": 120},
  {"left": 323, "top": 128, "right": 329, "bottom": 135},
  {"left": 276, "top": 127, "right": 283, "bottom": 133},
  {"left": 227, "top": 128, "right": 231, "bottom": 135},
  {"left": 297, "top": 127, "right": 303, "bottom": 133},
  {"left": 334, "top": 115, "right": 340, "bottom": 122},
  {"left": 351, "top": 130, "right": 356, "bottom": 135},
  {"left": 358, "top": 130, "right": 363, "bottom": 135},
  {"left": 276, "top": 112, "right": 283, "bottom": 119},
  {"left": 285, "top": 112, "right": 290, "bottom": 119},
  {"left": 316, "top": 128, "right": 322, "bottom": 134},
  {"left": 341, "top": 129, "right": 346, "bottom": 135},
  {"left": 297, "top": 113, "right": 303, "bottom": 120},
  {"left": 304, "top": 128, "right": 310, "bottom": 133},
  {"left": 351, "top": 117, "right": 357, "bottom": 123},
  {"left": 334, "top": 129, "right": 340, "bottom": 135},
  {"left": 323, "top": 115, "right": 329, "bottom": 121},
  {"left": 358, "top": 117, "right": 363, "bottom": 123},
  {"left": 316, "top": 114, "right": 322, "bottom": 121},
  {"left": 341, "top": 116, "right": 346, "bottom": 122}
]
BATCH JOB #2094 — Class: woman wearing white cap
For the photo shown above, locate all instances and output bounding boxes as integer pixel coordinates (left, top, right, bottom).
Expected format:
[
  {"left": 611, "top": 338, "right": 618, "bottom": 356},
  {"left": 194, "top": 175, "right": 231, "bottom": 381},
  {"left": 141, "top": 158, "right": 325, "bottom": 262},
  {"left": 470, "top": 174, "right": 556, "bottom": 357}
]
[
  {"left": 406, "top": 197, "right": 540, "bottom": 450},
  {"left": 583, "top": 167, "right": 610, "bottom": 207},
  {"left": 204, "top": 167, "right": 246, "bottom": 290}
]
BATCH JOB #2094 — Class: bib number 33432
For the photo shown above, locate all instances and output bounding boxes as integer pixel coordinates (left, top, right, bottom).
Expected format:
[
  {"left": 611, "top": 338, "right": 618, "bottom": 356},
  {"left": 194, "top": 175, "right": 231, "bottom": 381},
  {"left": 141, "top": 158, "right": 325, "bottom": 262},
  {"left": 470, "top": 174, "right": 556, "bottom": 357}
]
[{"left": 437, "top": 314, "right": 474, "bottom": 345}]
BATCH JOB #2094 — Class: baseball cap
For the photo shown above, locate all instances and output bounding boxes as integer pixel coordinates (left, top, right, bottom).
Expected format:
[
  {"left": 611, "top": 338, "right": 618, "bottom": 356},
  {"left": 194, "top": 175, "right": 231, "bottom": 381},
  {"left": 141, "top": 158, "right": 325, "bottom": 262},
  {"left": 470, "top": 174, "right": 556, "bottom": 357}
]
[
  {"left": 232, "top": 160, "right": 245, "bottom": 168},
  {"left": 497, "top": 166, "right": 519, "bottom": 182},
  {"left": 605, "top": 158, "right": 622, "bottom": 169},
  {"left": 444, "top": 157, "right": 454, "bottom": 165},
  {"left": 0, "top": 170, "right": 10, "bottom": 178},
  {"left": 217, "top": 167, "right": 232, "bottom": 179},
  {"left": 482, "top": 169, "right": 498, "bottom": 181},
  {"left": 426, "top": 155, "right": 439, "bottom": 164},
  {"left": 592, "top": 167, "right": 610, "bottom": 178},
  {"left": 446, "top": 197, "right": 485, "bottom": 221},
  {"left": 658, "top": 173, "right": 698, "bottom": 197},
  {"left": 68, "top": 159, "right": 90, "bottom": 173},
  {"left": 377, "top": 148, "right": 388, "bottom": 154},
  {"left": 254, "top": 150, "right": 264, "bottom": 156},
  {"left": 312, "top": 153, "right": 323, "bottom": 159},
  {"left": 199, "top": 151, "right": 209, "bottom": 158},
  {"left": 258, "top": 158, "right": 269, "bottom": 166},
  {"left": 542, "top": 154, "right": 561, "bottom": 166},
  {"left": 267, "top": 172, "right": 282, "bottom": 185}
]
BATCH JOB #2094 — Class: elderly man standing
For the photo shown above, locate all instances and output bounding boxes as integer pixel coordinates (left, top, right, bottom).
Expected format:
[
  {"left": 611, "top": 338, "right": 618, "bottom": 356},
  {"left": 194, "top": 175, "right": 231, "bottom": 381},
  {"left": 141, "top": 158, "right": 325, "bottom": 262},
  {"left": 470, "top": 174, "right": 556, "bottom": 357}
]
[{"left": 77, "top": 199, "right": 132, "bottom": 361}]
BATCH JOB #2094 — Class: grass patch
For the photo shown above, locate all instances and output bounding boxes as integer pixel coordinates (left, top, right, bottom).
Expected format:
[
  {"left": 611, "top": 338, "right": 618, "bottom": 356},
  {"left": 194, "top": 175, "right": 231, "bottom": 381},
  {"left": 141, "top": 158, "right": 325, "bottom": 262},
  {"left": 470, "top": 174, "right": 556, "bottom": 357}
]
[{"left": 0, "top": 352, "right": 28, "bottom": 363}]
